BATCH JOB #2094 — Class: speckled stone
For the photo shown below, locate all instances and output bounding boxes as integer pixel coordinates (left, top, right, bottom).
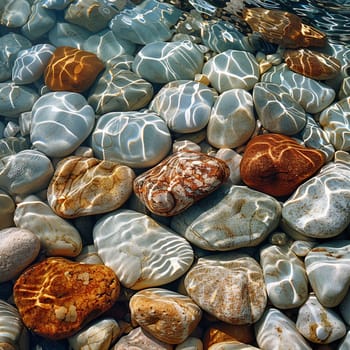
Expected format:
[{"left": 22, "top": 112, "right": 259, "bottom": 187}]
[
  {"left": 93, "top": 209, "right": 194, "bottom": 289},
  {"left": 0, "top": 149, "right": 54, "bottom": 196},
  {"left": 296, "top": 293, "right": 346, "bottom": 344},
  {"left": 14, "top": 257, "right": 120, "bottom": 339},
  {"left": 91, "top": 111, "right": 172, "bottom": 168},
  {"left": 47, "top": 156, "right": 135, "bottom": 218},
  {"left": 130, "top": 288, "right": 202, "bottom": 344},
  {"left": 260, "top": 244, "right": 308, "bottom": 309},
  {"left": 202, "top": 50, "right": 259, "bottom": 93},
  {"left": 255, "top": 308, "right": 312, "bottom": 350},
  {"left": 305, "top": 241, "right": 350, "bottom": 307},
  {"left": 0, "top": 0, "right": 31, "bottom": 28},
  {"left": 207, "top": 89, "right": 255, "bottom": 148},
  {"left": 12, "top": 44, "right": 55, "bottom": 85},
  {"left": 30, "top": 92, "right": 95, "bottom": 157},
  {"left": 253, "top": 82, "right": 306, "bottom": 135},
  {"left": 132, "top": 40, "right": 204, "bottom": 84},
  {"left": 184, "top": 253, "right": 267, "bottom": 325},
  {"left": 14, "top": 195, "right": 82, "bottom": 257},
  {"left": 149, "top": 80, "right": 215, "bottom": 133},
  {"left": 171, "top": 185, "right": 281, "bottom": 251},
  {"left": 88, "top": 68, "right": 153, "bottom": 115},
  {"left": 0, "top": 227, "right": 40, "bottom": 283}
]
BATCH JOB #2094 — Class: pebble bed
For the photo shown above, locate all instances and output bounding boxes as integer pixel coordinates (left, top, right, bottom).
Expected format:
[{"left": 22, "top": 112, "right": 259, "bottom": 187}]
[{"left": 1, "top": 0, "right": 350, "bottom": 349}]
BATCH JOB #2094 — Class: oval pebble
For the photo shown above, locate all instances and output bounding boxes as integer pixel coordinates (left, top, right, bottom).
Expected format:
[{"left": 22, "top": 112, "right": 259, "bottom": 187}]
[
  {"left": 0, "top": 227, "right": 40, "bottom": 283},
  {"left": 0, "top": 0, "right": 31, "bottom": 28},
  {"left": 93, "top": 209, "right": 194, "bottom": 289}
]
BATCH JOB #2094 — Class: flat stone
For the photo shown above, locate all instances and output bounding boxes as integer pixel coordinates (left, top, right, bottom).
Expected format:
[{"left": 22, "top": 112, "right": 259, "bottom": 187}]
[
  {"left": 14, "top": 195, "right": 82, "bottom": 257},
  {"left": 171, "top": 185, "right": 281, "bottom": 251},
  {"left": 0, "top": 189, "right": 15, "bottom": 229},
  {"left": 296, "top": 293, "right": 346, "bottom": 344},
  {"left": 130, "top": 287, "right": 202, "bottom": 344},
  {"left": 260, "top": 244, "right": 308, "bottom": 309},
  {"left": 47, "top": 156, "right": 135, "bottom": 218},
  {"left": 93, "top": 209, "right": 194, "bottom": 289},
  {"left": 281, "top": 162, "right": 350, "bottom": 239},
  {"left": 0, "top": 227, "right": 40, "bottom": 283},
  {"left": 14, "top": 257, "right": 120, "bottom": 339},
  {"left": 240, "top": 133, "right": 326, "bottom": 197},
  {"left": 184, "top": 252, "right": 267, "bottom": 325},
  {"left": 91, "top": 111, "right": 172, "bottom": 168},
  {"left": 31, "top": 92, "right": 95, "bottom": 157},
  {"left": 134, "top": 151, "right": 230, "bottom": 216},
  {"left": 304, "top": 241, "right": 350, "bottom": 307},
  {"left": 202, "top": 50, "right": 259, "bottom": 93},
  {"left": 149, "top": 80, "right": 215, "bottom": 134},
  {"left": 207, "top": 89, "right": 255, "bottom": 148}
]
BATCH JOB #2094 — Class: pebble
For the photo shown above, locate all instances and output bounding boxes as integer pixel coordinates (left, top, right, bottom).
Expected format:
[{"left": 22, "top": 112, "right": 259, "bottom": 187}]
[
  {"left": 0, "top": 136, "right": 29, "bottom": 158},
  {"left": 0, "top": 227, "right": 40, "bottom": 283},
  {"left": 240, "top": 133, "right": 326, "bottom": 197},
  {"left": 339, "top": 76, "right": 350, "bottom": 100},
  {"left": 296, "top": 293, "right": 346, "bottom": 344},
  {"left": 132, "top": 40, "right": 204, "bottom": 84},
  {"left": 202, "top": 50, "right": 259, "bottom": 93},
  {"left": 41, "top": 0, "right": 74, "bottom": 10},
  {"left": 0, "top": 0, "right": 31, "bottom": 28},
  {"left": 130, "top": 287, "right": 202, "bottom": 344},
  {"left": 339, "top": 331, "right": 350, "bottom": 350},
  {"left": 171, "top": 185, "right": 281, "bottom": 251},
  {"left": 207, "top": 89, "right": 255, "bottom": 148},
  {"left": 176, "top": 337, "right": 203, "bottom": 350},
  {"left": 47, "top": 156, "right": 135, "bottom": 218},
  {"left": 14, "top": 195, "right": 82, "bottom": 257},
  {"left": 3, "top": 121, "right": 20, "bottom": 138},
  {"left": 215, "top": 149, "right": 242, "bottom": 186},
  {"left": 253, "top": 82, "right": 306, "bottom": 135},
  {"left": 149, "top": 80, "right": 215, "bottom": 133},
  {"left": 91, "top": 110, "right": 172, "bottom": 168},
  {"left": 30, "top": 92, "right": 95, "bottom": 158},
  {"left": 93, "top": 209, "right": 194, "bottom": 289},
  {"left": 13, "top": 257, "right": 120, "bottom": 339},
  {"left": 0, "top": 189, "right": 15, "bottom": 229},
  {"left": 133, "top": 151, "right": 230, "bottom": 216},
  {"left": 208, "top": 343, "right": 260, "bottom": 350},
  {"left": 184, "top": 253, "right": 267, "bottom": 325}
]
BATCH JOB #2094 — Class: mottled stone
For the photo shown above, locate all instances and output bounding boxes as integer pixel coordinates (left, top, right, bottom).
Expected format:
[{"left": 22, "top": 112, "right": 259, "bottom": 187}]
[
  {"left": 0, "top": 0, "right": 31, "bottom": 28},
  {"left": 14, "top": 195, "right": 82, "bottom": 257},
  {"left": 91, "top": 111, "right": 172, "bottom": 168},
  {"left": 261, "top": 64, "right": 335, "bottom": 113},
  {"left": 305, "top": 241, "right": 350, "bottom": 307},
  {"left": 260, "top": 244, "right": 308, "bottom": 309},
  {"left": 48, "top": 156, "right": 135, "bottom": 218},
  {"left": 202, "top": 50, "right": 259, "bottom": 93},
  {"left": 253, "top": 82, "right": 306, "bottom": 135},
  {"left": 88, "top": 68, "right": 153, "bottom": 115},
  {"left": 0, "top": 150, "right": 54, "bottom": 196},
  {"left": 0, "top": 190, "right": 15, "bottom": 229},
  {"left": 0, "top": 300, "right": 29, "bottom": 350},
  {"left": 319, "top": 96, "right": 350, "bottom": 151},
  {"left": 130, "top": 288, "right": 202, "bottom": 344},
  {"left": 171, "top": 185, "right": 281, "bottom": 251},
  {"left": 296, "top": 293, "right": 346, "bottom": 343},
  {"left": 134, "top": 151, "right": 230, "bottom": 216},
  {"left": 0, "top": 82, "right": 39, "bottom": 118},
  {"left": 68, "top": 318, "right": 121, "bottom": 350},
  {"left": 255, "top": 308, "right": 312, "bottom": 350},
  {"left": 281, "top": 162, "right": 350, "bottom": 239},
  {"left": 0, "top": 227, "right": 40, "bottom": 283},
  {"left": 243, "top": 8, "right": 327, "bottom": 48},
  {"left": 110, "top": 0, "right": 182, "bottom": 45},
  {"left": 184, "top": 253, "right": 267, "bottom": 325},
  {"left": 240, "top": 133, "right": 326, "bottom": 197},
  {"left": 12, "top": 44, "right": 55, "bottom": 85},
  {"left": 93, "top": 209, "right": 194, "bottom": 289},
  {"left": 207, "top": 89, "right": 255, "bottom": 148},
  {"left": 132, "top": 40, "right": 204, "bottom": 84},
  {"left": 31, "top": 92, "right": 95, "bottom": 157},
  {"left": 150, "top": 80, "right": 215, "bottom": 133},
  {"left": 14, "top": 257, "right": 120, "bottom": 339}
]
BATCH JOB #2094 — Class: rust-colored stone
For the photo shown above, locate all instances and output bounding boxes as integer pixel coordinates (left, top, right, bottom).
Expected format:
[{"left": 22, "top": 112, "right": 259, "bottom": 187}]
[
  {"left": 44, "top": 46, "right": 104, "bottom": 92},
  {"left": 13, "top": 257, "right": 120, "bottom": 339},
  {"left": 283, "top": 48, "right": 341, "bottom": 80},
  {"left": 240, "top": 133, "right": 326, "bottom": 197},
  {"left": 133, "top": 151, "right": 230, "bottom": 216},
  {"left": 243, "top": 8, "right": 327, "bottom": 48}
]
